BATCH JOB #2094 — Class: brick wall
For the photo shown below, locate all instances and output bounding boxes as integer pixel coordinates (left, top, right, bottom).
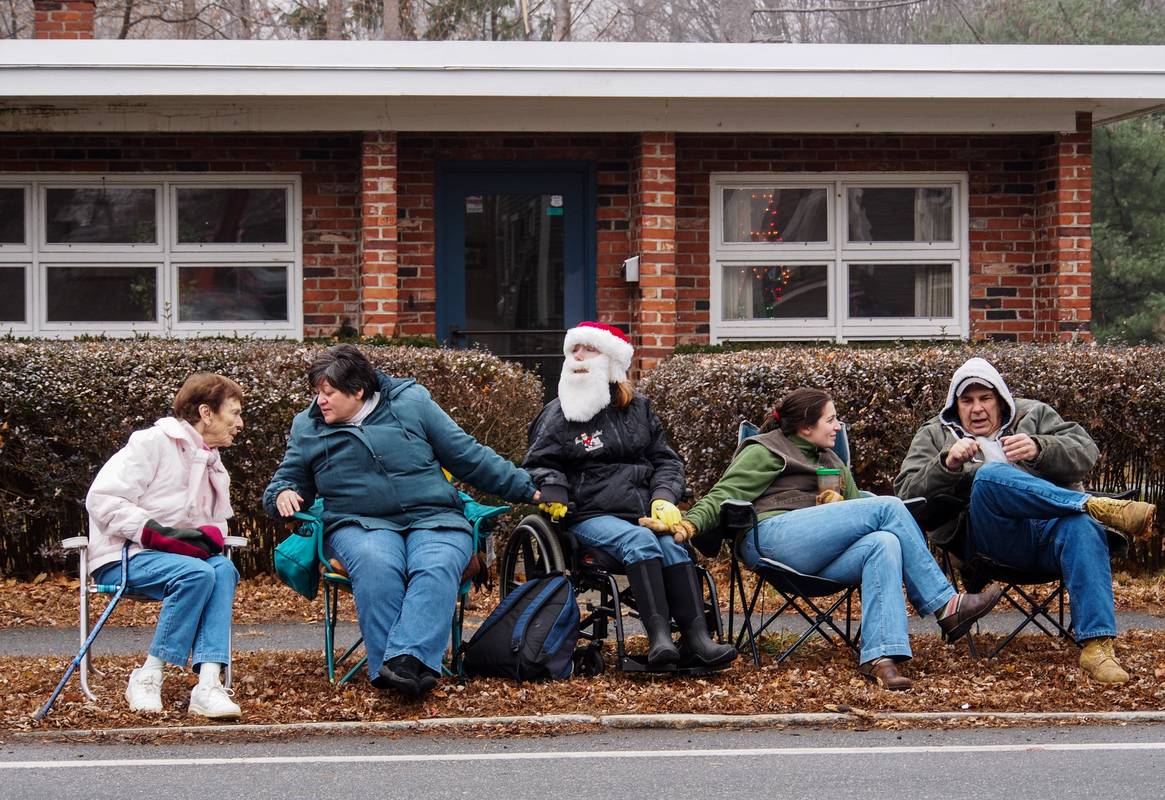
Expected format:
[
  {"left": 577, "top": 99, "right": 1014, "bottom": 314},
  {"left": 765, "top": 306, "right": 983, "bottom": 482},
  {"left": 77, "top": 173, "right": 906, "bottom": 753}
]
[
  {"left": 4, "top": 128, "right": 1092, "bottom": 346},
  {"left": 0, "top": 132, "right": 363, "bottom": 337},
  {"left": 675, "top": 132, "right": 1087, "bottom": 343},
  {"left": 630, "top": 133, "right": 677, "bottom": 373},
  {"left": 1034, "top": 113, "right": 1093, "bottom": 341},
  {"left": 33, "top": 0, "right": 94, "bottom": 39}
]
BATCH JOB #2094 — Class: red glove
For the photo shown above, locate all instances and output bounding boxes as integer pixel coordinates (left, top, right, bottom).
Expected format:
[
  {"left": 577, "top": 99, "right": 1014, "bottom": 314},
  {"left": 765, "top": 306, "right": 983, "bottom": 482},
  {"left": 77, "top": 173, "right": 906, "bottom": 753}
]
[{"left": 141, "top": 519, "right": 224, "bottom": 559}]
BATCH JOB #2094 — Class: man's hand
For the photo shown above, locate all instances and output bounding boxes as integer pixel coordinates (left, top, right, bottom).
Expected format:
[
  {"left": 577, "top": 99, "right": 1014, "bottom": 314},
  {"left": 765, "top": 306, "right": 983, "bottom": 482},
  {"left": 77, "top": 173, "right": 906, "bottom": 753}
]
[
  {"left": 539, "top": 502, "right": 568, "bottom": 521},
  {"left": 1001, "top": 433, "right": 1039, "bottom": 463},
  {"left": 651, "top": 499, "right": 682, "bottom": 527},
  {"left": 275, "top": 489, "right": 304, "bottom": 517},
  {"left": 815, "top": 489, "right": 845, "bottom": 505},
  {"left": 945, "top": 438, "right": 981, "bottom": 470}
]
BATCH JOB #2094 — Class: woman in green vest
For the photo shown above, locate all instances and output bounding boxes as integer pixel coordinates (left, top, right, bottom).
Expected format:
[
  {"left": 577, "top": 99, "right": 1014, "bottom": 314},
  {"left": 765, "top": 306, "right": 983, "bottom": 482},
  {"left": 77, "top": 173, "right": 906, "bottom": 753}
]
[{"left": 673, "top": 387, "right": 1002, "bottom": 691}]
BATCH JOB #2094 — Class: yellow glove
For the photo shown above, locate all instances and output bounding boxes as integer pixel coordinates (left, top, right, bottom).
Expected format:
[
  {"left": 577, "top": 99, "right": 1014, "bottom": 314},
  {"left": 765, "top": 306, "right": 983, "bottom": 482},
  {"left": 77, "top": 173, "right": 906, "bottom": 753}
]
[
  {"left": 651, "top": 499, "right": 682, "bottom": 527},
  {"left": 815, "top": 489, "right": 845, "bottom": 505},
  {"left": 671, "top": 519, "right": 698, "bottom": 543},
  {"left": 539, "top": 502, "right": 568, "bottom": 521},
  {"left": 638, "top": 517, "right": 672, "bottom": 534}
]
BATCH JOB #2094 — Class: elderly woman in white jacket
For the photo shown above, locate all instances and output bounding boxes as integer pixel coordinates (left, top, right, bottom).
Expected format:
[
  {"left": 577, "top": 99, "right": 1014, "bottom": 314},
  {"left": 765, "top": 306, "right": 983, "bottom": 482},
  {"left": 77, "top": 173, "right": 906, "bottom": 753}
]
[{"left": 86, "top": 373, "right": 245, "bottom": 719}]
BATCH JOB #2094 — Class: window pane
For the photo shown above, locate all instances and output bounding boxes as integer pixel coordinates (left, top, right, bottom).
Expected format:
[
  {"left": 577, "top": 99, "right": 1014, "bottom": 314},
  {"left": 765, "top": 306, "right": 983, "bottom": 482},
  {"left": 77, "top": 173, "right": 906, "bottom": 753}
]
[
  {"left": 45, "top": 187, "right": 157, "bottom": 245},
  {"left": 178, "top": 266, "right": 288, "bottom": 322},
  {"left": 722, "top": 264, "right": 828, "bottom": 320},
  {"left": 848, "top": 263, "right": 953, "bottom": 318},
  {"left": 847, "top": 187, "right": 953, "bottom": 242},
  {"left": 177, "top": 188, "right": 289, "bottom": 244},
  {"left": 46, "top": 266, "right": 157, "bottom": 322},
  {"left": 0, "top": 188, "right": 24, "bottom": 244},
  {"left": 0, "top": 267, "right": 25, "bottom": 321},
  {"left": 723, "top": 188, "right": 829, "bottom": 243}
]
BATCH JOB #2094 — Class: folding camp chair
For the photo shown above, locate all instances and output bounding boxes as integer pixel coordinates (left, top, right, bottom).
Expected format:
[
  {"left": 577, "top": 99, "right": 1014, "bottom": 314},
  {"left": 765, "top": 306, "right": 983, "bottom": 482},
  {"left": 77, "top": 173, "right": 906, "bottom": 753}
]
[
  {"left": 719, "top": 421, "right": 918, "bottom": 666},
  {"left": 36, "top": 532, "right": 249, "bottom": 721},
  {"left": 290, "top": 493, "right": 509, "bottom": 685},
  {"left": 933, "top": 491, "right": 1132, "bottom": 660}
]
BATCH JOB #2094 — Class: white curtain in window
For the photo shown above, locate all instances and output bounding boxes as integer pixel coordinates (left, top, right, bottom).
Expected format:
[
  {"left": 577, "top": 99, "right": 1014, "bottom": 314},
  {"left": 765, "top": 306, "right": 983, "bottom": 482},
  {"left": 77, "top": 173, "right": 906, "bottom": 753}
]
[
  {"left": 914, "top": 266, "right": 953, "bottom": 317},
  {"left": 722, "top": 266, "right": 753, "bottom": 320},
  {"left": 913, "top": 189, "right": 952, "bottom": 242}
]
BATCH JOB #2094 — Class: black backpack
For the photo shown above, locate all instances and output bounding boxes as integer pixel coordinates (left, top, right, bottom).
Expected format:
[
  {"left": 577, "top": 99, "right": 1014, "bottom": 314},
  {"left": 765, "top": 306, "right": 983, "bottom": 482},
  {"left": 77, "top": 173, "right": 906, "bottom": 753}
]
[{"left": 461, "top": 573, "right": 580, "bottom": 681}]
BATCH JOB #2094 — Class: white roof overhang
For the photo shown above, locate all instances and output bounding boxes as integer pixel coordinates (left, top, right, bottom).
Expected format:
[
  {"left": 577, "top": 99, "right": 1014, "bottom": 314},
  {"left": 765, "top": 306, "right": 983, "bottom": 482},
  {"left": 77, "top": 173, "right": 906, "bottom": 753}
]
[{"left": 2, "top": 41, "right": 1163, "bottom": 134}]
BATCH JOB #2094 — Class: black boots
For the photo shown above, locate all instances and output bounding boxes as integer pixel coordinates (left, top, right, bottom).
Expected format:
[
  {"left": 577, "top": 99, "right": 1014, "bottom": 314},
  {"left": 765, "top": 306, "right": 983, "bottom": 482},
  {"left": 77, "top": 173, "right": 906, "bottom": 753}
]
[
  {"left": 662, "top": 562, "right": 737, "bottom": 669},
  {"left": 625, "top": 559, "right": 680, "bottom": 667}
]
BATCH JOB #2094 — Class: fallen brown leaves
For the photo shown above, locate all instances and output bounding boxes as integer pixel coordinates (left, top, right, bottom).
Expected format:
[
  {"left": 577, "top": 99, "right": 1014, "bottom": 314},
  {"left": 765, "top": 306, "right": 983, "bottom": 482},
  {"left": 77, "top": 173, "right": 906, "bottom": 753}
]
[{"left": 6, "top": 630, "right": 1165, "bottom": 735}]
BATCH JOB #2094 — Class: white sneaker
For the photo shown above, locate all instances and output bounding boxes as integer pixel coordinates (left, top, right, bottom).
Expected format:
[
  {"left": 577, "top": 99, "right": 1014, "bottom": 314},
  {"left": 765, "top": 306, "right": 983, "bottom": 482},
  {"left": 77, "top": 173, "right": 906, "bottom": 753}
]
[
  {"left": 125, "top": 667, "right": 163, "bottom": 713},
  {"left": 188, "top": 682, "right": 242, "bottom": 720}
]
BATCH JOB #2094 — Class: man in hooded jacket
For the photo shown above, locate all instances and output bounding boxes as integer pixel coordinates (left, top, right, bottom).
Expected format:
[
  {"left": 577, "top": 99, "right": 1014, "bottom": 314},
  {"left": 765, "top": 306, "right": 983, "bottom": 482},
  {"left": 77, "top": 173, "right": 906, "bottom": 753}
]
[{"left": 894, "top": 357, "right": 1155, "bottom": 684}]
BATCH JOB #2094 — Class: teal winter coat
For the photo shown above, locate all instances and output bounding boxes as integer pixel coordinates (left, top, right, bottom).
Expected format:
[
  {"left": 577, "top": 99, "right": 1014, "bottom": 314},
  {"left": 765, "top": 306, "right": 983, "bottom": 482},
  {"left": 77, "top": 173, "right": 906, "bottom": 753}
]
[{"left": 263, "top": 372, "right": 537, "bottom": 536}]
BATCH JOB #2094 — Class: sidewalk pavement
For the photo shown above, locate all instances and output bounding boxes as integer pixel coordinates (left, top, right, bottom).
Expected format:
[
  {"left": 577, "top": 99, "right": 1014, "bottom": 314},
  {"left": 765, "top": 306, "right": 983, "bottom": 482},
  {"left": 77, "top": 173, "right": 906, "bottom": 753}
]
[{"left": 4, "top": 611, "right": 1163, "bottom": 658}]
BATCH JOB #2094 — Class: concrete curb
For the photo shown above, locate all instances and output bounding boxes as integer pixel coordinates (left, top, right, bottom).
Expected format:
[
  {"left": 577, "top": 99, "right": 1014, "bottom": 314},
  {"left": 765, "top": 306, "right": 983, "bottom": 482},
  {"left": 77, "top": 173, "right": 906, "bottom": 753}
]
[{"left": 13, "top": 710, "right": 1165, "bottom": 740}]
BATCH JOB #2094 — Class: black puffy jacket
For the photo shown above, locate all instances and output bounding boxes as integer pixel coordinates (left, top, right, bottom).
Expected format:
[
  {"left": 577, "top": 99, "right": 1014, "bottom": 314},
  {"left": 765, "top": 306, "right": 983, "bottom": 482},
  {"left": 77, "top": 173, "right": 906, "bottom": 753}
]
[{"left": 523, "top": 393, "right": 685, "bottom": 523}]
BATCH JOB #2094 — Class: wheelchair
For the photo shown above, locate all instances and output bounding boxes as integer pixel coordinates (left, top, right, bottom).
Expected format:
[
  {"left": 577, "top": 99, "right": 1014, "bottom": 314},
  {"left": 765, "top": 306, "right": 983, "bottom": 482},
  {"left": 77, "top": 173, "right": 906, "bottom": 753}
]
[{"left": 497, "top": 512, "right": 726, "bottom": 677}]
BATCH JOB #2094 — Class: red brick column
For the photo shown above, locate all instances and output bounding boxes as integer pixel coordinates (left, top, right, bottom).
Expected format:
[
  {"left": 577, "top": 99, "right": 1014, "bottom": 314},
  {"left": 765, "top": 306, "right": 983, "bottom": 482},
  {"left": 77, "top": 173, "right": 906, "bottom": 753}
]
[
  {"left": 360, "top": 131, "right": 399, "bottom": 337},
  {"left": 33, "top": 0, "right": 94, "bottom": 38},
  {"left": 1034, "top": 112, "right": 1093, "bottom": 342},
  {"left": 630, "top": 132, "right": 677, "bottom": 375}
]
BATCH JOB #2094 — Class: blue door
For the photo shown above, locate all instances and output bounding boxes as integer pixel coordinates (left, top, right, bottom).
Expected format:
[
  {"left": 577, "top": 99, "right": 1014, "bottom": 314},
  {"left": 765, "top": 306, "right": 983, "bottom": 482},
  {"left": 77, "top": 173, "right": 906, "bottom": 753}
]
[{"left": 436, "top": 163, "right": 595, "bottom": 396}]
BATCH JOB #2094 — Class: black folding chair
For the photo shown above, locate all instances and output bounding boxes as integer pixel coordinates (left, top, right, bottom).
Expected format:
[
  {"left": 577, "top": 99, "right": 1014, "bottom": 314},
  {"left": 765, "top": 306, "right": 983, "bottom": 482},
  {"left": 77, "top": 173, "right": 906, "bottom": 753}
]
[
  {"left": 931, "top": 491, "right": 1132, "bottom": 660},
  {"left": 720, "top": 498, "right": 860, "bottom": 667}
]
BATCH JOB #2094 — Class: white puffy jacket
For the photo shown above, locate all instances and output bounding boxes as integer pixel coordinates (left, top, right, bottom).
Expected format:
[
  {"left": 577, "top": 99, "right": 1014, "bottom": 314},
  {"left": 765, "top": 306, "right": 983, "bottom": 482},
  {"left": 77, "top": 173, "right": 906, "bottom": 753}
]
[{"left": 84, "top": 417, "right": 234, "bottom": 575}]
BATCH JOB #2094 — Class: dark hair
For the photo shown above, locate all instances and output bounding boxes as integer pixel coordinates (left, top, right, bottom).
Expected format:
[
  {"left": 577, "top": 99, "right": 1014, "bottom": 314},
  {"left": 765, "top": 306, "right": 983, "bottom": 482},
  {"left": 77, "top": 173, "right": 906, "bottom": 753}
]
[
  {"left": 759, "top": 387, "right": 834, "bottom": 436},
  {"left": 307, "top": 344, "right": 379, "bottom": 399},
  {"left": 172, "top": 373, "right": 244, "bottom": 425}
]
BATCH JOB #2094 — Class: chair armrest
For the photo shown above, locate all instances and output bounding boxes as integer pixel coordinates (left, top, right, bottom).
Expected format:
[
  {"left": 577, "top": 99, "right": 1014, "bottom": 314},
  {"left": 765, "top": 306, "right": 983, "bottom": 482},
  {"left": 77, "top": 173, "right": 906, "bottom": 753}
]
[
  {"left": 223, "top": 535, "right": 249, "bottom": 549},
  {"left": 61, "top": 537, "right": 88, "bottom": 550},
  {"left": 718, "top": 498, "right": 757, "bottom": 538}
]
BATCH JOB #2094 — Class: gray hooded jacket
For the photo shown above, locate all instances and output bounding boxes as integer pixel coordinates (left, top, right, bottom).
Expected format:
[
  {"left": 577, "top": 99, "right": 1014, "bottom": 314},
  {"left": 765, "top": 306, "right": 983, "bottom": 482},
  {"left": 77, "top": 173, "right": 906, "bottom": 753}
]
[{"left": 892, "top": 357, "right": 1099, "bottom": 544}]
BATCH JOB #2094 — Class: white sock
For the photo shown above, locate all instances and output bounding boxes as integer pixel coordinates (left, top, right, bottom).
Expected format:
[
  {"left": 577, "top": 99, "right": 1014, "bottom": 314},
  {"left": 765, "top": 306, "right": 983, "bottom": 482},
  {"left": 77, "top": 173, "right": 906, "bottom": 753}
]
[
  {"left": 141, "top": 655, "right": 164, "bottom": 674},
  {"left": 198, "top": 662, "right": 222, "bottom": 686}
]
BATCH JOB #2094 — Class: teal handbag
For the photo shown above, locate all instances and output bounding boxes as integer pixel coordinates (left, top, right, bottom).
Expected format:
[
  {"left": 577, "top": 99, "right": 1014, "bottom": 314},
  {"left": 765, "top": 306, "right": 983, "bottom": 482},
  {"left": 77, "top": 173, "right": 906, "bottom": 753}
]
[{"left": 274, "top": 500, "right": 324, "bottom": 600}]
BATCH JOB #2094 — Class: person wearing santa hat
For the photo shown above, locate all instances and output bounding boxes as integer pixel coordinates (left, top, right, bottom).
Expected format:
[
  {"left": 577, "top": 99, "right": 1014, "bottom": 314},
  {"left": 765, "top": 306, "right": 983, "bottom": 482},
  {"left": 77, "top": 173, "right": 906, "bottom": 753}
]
[{"left": 524, "top": 322, "right": 736, "bottom": 670}]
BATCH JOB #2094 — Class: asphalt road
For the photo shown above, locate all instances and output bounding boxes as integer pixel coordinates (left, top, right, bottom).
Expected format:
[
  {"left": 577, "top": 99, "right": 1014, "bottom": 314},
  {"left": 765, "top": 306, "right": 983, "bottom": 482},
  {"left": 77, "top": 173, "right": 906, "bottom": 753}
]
[{"left": 4, "top": 724, "right": 1165, "bottom": 800}]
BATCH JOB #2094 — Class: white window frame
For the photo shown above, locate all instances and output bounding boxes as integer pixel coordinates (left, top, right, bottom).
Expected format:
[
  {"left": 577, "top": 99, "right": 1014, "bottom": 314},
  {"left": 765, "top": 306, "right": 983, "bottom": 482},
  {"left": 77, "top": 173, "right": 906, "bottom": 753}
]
[
  {"left": 710, "top": 172, "right": 969, "bottom": 343},
  {"left": 0, "top": 174, "right": 303, "bottom": 338}
]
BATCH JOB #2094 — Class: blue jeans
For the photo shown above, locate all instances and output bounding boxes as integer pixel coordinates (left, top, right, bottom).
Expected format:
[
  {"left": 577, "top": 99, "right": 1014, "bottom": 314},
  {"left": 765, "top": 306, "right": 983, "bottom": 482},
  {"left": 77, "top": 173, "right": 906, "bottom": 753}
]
[
  {"left": 93, "top": 551, "right": 238, "bottom": 669},
  {"left": 569, "top": 515, "right": 691, "bottom": 567},
  {"left": 736, "top": 496, "right": 955, "bottom": 664},
  {"left": 968, "top": 462, "right": 1116, "bottom": 640},
  {"left": 325, "top": 524, "right": 472, "bottom": 677}
]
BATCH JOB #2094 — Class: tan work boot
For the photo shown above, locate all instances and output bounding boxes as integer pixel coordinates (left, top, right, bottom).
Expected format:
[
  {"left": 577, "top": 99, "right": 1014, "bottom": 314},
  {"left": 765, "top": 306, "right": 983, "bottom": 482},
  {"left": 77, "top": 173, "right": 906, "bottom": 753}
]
[
  {"left": 1084, "top": 496, "right": 1157, "bottom": 541},
  {"left": 1079, "top": 637, "right": 1130, "bottom": 684}
]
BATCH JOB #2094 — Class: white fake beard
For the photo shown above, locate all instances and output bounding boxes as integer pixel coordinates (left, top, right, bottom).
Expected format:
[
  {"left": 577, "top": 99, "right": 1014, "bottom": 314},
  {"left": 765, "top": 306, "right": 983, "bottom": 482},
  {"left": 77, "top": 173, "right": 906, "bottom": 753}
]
[{"left": 557, "top": 354, "right": 613, "bottom": 423}]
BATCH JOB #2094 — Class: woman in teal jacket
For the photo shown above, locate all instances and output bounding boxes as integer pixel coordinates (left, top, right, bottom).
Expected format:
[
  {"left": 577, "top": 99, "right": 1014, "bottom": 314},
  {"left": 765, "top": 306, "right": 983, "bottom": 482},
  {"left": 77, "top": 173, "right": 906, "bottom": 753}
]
[{"left": 264, "top": 345, "right": 539, "bottom": 699}]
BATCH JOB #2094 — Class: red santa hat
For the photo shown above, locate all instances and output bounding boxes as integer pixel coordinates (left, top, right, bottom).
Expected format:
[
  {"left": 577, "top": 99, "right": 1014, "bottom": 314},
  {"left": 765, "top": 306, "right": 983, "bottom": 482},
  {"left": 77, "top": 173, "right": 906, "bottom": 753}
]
[{"left": 563, "top": 321, "right": 634, "bottom": 383}]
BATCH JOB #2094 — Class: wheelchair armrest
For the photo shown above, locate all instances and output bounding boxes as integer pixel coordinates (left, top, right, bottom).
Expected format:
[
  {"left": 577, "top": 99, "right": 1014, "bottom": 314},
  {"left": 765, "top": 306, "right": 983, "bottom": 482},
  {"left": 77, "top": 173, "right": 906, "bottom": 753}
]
[
  {"left": 61, "top": 536, "right": 88, "bottom": 550},
  {"left": 903, "top": 497, "right": 926, "bottom": 513},
  {"left": 719, "top": 498, "right": 757, "bottom": 538}
]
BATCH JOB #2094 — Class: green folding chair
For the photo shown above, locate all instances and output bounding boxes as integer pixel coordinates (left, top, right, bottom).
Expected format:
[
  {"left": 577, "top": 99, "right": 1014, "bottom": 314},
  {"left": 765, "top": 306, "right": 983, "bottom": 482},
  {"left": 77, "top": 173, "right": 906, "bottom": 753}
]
[{"left": 289, "top": 493, "right": 509, "bottom": 685}]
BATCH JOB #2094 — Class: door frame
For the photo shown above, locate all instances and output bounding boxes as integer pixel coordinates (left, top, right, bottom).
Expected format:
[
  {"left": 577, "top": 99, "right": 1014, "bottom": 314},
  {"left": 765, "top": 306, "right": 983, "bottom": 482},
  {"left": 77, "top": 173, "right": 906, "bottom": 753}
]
[{"left": 434, "top": 160, "right": 597, "bottom": 344}]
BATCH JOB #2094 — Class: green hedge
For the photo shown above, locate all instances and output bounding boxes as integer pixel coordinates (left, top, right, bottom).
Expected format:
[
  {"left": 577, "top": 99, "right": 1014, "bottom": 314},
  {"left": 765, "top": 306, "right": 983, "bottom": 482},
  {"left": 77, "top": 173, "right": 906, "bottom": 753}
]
[
  {"left": 0, "top": 340, "right": 542, "bottom": 578},
  {"left": 640, "top": 344, "right": 1165, "bottom": 570}
]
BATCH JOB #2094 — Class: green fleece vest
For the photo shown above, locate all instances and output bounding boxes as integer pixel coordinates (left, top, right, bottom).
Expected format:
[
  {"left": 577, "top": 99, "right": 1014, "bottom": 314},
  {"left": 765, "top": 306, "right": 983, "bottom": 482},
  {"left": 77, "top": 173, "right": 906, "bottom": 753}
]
[{"left": 735, "top": 430, "right": 846, "bottom": 515}]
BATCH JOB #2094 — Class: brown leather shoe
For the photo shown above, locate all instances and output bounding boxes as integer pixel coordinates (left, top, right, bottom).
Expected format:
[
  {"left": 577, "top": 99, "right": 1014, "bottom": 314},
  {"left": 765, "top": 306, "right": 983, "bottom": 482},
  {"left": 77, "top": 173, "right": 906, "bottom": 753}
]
[
  {"left": 937, "top": 583, "right": 1004, "bottom": 643},
  {"left": 858, "top": 657, "right": 913, "bottom": 691}
]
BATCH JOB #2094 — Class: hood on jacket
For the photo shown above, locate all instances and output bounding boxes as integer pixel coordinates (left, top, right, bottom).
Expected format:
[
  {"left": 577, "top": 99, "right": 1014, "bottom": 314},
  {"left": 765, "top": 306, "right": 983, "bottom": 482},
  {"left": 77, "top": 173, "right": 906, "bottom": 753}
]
[{"left": 939, "top": 357, "right": 1017, "bottom": 435}]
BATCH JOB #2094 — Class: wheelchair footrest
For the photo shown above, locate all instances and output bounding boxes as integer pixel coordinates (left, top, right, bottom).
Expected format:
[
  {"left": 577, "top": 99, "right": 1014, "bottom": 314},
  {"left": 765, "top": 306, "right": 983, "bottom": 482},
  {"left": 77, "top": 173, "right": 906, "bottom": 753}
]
[{"left": 617, "top": 654, "right": 732, "bottom": 676}]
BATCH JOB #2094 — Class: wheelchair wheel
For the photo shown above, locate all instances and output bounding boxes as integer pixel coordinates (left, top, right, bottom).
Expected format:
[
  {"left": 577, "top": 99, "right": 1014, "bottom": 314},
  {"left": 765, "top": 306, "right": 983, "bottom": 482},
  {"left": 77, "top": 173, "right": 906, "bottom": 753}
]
[
  {"left": 499, "top": 514, "right": 566, "bottom": 600},
  {"left": 573, "top": 643, "right": 605, "bottom": 677}
]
